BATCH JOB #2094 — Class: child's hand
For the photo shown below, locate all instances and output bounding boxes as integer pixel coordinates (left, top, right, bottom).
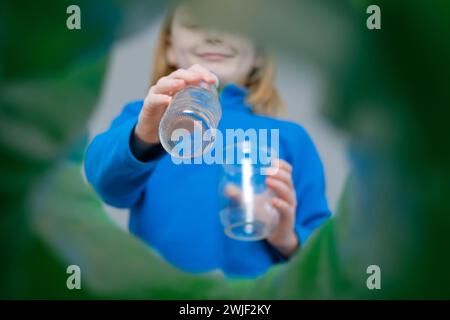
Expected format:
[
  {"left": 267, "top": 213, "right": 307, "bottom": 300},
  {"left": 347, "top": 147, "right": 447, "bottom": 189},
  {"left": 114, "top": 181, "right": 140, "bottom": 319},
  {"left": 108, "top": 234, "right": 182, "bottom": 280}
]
[
  {"left": 223, "top": 159, "right": 299, "bottom": 257},
  {"left": 265, "top": 159, "right": 299, "bottom": 258},
  {"left": 134, "top": 64, "right": 218, "bottom": 145}
]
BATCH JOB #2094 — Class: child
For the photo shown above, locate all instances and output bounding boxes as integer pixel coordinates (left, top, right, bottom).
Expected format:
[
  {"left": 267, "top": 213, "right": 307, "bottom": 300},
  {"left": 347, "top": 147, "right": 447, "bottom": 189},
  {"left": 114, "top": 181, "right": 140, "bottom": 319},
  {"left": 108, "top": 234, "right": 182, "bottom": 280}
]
[{"left": 85, "top": 5, "right": 331, "bottom": 278}]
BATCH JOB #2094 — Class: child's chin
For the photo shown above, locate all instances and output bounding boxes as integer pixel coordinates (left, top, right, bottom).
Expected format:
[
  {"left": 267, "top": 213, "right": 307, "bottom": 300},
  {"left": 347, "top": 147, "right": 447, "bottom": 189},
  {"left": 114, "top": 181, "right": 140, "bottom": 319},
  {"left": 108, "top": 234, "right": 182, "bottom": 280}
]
[
  {"left": 198, "top": 60, "right": 230, "bottom": 70},
  {"left": 200, "top": 65, "right": 231, "bottom": 79}
]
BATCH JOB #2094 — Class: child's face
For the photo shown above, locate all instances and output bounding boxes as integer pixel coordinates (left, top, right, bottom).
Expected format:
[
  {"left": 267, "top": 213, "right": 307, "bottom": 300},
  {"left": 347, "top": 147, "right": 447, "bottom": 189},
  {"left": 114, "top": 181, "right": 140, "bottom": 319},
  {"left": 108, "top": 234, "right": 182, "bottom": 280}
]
[{"left": 166, "top": 6, "right": 260, "bottom": 87}]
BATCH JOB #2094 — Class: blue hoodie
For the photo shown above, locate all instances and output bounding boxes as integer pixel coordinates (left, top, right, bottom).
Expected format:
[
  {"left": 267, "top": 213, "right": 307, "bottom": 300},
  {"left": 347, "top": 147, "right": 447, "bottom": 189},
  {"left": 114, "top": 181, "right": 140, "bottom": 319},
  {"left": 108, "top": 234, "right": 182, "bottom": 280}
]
[{"left": 84, "top": 83, "right": 331, "bottom": 278}]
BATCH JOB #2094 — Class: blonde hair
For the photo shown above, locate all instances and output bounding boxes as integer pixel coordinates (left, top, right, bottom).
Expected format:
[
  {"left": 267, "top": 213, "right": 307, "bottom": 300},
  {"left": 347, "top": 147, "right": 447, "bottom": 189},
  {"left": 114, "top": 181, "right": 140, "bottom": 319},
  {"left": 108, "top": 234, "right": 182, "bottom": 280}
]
[{"left": 150, "top": 9, "right": 285, "bottom": 117}]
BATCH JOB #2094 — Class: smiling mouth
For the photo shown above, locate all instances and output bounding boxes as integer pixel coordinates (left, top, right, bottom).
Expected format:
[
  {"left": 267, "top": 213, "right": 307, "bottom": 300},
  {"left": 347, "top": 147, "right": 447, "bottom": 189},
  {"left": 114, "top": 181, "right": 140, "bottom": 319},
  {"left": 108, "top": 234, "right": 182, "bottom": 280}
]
[{"left": 196, "top": 52, "right": 235, "bottom": 61}]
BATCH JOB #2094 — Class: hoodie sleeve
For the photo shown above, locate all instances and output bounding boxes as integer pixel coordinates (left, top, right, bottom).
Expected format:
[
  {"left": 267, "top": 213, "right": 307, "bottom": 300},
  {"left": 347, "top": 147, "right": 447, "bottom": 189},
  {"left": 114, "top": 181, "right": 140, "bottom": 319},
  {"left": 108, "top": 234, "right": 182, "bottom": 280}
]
[
  {"left": 84, "top": 100, "right": 165, "bottom": 208},
  {"left": 291, "top": 125, "right": 331, "bottom": 247}
]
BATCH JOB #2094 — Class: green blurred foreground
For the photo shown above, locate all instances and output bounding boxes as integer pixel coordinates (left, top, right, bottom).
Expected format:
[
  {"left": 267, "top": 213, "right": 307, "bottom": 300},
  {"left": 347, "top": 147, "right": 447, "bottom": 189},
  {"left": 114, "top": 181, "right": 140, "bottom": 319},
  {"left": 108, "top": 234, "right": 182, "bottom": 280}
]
[{"left": 0, "top": 0, "right": 449, "bottom": 298}]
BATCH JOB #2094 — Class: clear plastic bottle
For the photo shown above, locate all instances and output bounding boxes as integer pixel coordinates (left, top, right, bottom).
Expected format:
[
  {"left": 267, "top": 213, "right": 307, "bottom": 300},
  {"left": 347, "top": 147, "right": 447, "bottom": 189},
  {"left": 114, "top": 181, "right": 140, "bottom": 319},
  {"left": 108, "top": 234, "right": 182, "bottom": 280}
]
[
  {"left": 219, "top": 141, "right": 279, "bottom": 241},
  {"left": 159, "top": 81, "right": 221, "bottom": 159}
]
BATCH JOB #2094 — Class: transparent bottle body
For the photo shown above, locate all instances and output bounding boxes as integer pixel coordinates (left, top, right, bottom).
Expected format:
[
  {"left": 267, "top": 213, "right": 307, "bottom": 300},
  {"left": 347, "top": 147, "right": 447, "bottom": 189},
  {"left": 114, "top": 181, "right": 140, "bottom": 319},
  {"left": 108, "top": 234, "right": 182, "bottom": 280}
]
[
  {"left": 219, "top": 142, "right": 280, "bottom": 241},
  {"left": 159, "top": 83, "right": 221, "bottom": 159}
]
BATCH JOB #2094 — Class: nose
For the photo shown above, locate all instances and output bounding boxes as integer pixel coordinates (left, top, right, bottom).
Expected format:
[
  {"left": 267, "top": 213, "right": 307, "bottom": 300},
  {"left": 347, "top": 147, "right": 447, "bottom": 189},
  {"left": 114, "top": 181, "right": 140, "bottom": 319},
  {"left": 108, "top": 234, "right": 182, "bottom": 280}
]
[{"left": 204, "top": 30, "right": 223, "bottom": 45}]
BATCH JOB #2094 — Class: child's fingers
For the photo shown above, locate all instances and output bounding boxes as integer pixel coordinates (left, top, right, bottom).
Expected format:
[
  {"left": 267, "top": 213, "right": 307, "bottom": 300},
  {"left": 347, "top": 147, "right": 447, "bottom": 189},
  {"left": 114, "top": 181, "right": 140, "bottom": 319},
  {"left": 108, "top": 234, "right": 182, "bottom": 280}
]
[
  {"left": 168, "top": 69, "right": 203, "bottom": 84},
  {"left": 273, "top": 159, "right": 293, "bottom": 173},
  {"left": 271, "top": 197, "right": 294, "bottom": 216},
  {"left": 266, "top": 176, "right": 295, "bottom": 204},
  {"left": 189, "top": 64, "right": 219, "bottom": 84},
  {"left": 265, "top": 167, "right": 293, "bottom": 188},
  {"left": 265, "top": 159, "right": 292, "bottom": 176},
  {"left": 143, "top": 93, "right": 172, "bottom": 112},
  {"left": 224, "top": 184, "right": 242, "bottom": 203},
  {"left": 152, "top": 77, "right": 186, "bottom": 95}
]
